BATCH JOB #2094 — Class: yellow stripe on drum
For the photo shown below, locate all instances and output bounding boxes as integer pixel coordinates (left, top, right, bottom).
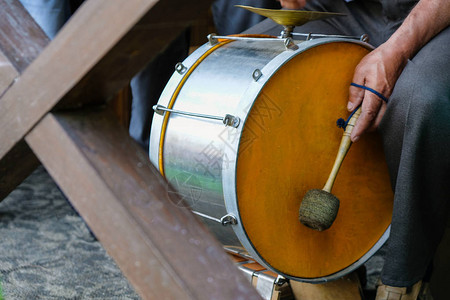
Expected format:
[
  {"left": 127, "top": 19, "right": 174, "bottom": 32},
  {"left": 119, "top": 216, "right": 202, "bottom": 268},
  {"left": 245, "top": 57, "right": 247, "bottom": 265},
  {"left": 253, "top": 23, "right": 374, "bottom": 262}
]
[{"left": 157, "top": 40, "right": 232, "bottom": 177}]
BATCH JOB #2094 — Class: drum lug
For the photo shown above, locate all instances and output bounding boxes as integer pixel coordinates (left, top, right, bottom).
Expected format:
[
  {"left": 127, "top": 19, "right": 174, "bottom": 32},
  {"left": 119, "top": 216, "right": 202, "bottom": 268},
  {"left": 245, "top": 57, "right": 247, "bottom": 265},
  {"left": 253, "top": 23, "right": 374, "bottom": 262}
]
[
  {"left": 175, "top": 62, "right": 187, "bottom": 75},
  {"left": 360, "top": 34, "right": 370, "bottom": 43},
  {"left": 223, "top": 114, "right": 240, "bottom": 128},
  {"left": 220, "top": 214, "right": 238, "bottom": 226},
  {"left": 283, "top": 37, "right": 299, "bottom": 50},
  {"left": 275, "top": 275, "right": 287, "bottom": 286},
  {"left": 207, "top": 33, "right": 219, "bottom": 46},
  {"left": 252, "top": 69, "right": 263, "bottom": 82}
]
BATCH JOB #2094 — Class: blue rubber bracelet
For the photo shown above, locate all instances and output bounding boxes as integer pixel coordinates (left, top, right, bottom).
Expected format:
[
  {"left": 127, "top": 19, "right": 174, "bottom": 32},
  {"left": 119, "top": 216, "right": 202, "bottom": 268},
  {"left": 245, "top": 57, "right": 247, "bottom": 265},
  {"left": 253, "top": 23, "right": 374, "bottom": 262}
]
[{"left": 351, "top": 82, "right": 389, "bottom": 103}]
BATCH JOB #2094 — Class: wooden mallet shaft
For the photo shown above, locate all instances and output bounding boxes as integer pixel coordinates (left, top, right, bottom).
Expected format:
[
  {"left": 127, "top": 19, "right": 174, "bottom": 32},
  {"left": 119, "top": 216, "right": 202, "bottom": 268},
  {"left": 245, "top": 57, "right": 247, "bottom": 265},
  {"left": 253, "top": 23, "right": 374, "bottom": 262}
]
[
  {"left": 323, "top": 107, "right": 361, "bottom": 193},
  {"left": 299, "top": 107, "right": 361, "bottom": 231}
]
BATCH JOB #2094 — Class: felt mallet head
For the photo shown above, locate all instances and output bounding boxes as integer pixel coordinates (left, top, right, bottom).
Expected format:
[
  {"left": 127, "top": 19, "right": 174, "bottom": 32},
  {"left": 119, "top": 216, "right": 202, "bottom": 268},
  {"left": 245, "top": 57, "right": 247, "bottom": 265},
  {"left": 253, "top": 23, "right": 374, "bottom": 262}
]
[{"left": 299, "top": 189, "right": 340, "bottom": 231}]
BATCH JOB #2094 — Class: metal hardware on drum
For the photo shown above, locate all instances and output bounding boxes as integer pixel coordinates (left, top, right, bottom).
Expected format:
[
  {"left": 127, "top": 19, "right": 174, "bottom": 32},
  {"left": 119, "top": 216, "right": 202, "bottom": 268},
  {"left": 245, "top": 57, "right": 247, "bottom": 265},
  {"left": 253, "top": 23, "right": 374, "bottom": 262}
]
[
  {"left": 207, "top": 33, "right": 368, "bottom": 52},
  {"left": 236, "top": 5, "right": 346, "bottom": 41},
  {"left": 252, "top": 69, "right": 263, "bottom": 81},
  {"left": 191, "top": 211, "right": 238, "bottom": 227},
  {"left": 235, "top": 5, "right": 345, "bottom": 29},
  {"left": 255, "top": 272, "right": 278, "bottom": 299},
  {"left": 280, "top": 25, "right": 295, "bottom": 39},
  {"left": 152, "top": 104, "right": 241, "bottom": 128},
  {"left": 283, "top": 37, "right": 298, "bottom": 50},
  {"left": 240, "top": 267, "right": 255, "bottom": 283},
  {"left": 224, "top": 246, "right": 252, "bottom": 259},
  {"left": 207, "top": 33, "right": 219, "bottom": 45},
  {"left": 208, "top": 34, "right": 299, "bottom": 51},
  {"left": 292, "top": 32, "right": 370, "bottom": 42},
  {"left": 174, "top": 62, "right": 187, "bottom": 75},
  {"left": 235, "top": 259, "right": 253, "bottom": 266},
  {"left": 192, "top": 211, "right": 222, "bottom": 223},
  {"left": 220, "top": 214, "right": 238, "bottom": 226},
  {"left": 275, "top": 276, "right": 287, "bottom": 286}
]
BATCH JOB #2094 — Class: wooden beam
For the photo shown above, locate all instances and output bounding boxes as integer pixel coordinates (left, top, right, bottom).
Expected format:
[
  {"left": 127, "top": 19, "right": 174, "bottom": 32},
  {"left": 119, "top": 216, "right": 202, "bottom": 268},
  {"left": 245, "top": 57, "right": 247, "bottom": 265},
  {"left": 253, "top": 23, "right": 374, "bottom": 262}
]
[
  {"left": 0, "top": 0, "right": 49, "bottom": 73},
  {"left": 0, "top": 1, "right": 48, "bottom": 200},
  {"left": 25, "top": 108, "right": 261, "bottom": 300},
  {"left": 0, "top": 50, "right": 18, "bottom": 94},
  {"left": 0, "top": 139, "right": 40, "bottom": 200}
]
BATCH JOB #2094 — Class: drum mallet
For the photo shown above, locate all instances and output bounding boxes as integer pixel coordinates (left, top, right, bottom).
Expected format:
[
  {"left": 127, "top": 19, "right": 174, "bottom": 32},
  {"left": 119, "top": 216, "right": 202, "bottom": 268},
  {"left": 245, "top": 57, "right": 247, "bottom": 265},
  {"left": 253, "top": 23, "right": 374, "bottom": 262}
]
[{"left": 299, "top": 107, "right": 361, "bottom": 231}]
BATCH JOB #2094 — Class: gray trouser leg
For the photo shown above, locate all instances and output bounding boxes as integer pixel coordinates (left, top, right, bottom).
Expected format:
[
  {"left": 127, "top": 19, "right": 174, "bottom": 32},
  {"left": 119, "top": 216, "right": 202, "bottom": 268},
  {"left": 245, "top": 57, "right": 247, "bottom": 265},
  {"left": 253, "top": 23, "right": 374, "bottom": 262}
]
[{"left": 379, "top": 26, "right": 450, "bottom": 287}]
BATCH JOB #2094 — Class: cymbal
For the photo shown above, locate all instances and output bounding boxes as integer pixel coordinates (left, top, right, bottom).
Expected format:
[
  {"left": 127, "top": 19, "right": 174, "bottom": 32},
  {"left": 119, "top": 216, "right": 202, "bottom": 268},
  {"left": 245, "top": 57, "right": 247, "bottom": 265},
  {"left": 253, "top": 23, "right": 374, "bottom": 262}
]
[{"left": 235, "top": 5, "right": 345, "bottom": 27}]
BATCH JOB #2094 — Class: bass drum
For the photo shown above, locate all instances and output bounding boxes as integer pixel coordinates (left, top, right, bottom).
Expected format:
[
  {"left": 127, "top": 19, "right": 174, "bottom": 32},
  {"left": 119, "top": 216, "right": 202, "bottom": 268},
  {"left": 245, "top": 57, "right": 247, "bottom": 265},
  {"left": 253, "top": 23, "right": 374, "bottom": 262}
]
[{"left": 149, "top": 35, "right": 393, "bottom": 282}]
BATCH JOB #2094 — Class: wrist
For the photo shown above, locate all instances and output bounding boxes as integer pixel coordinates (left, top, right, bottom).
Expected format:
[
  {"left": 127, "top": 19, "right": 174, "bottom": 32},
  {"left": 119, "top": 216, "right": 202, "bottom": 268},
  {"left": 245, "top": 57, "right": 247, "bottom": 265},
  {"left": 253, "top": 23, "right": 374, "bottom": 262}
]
[
  {"left": 376, "top": 40, "right": 411, "bottom": 76},
  {"left": 382, "top": 37, "right": 414, "bottom": 62}
]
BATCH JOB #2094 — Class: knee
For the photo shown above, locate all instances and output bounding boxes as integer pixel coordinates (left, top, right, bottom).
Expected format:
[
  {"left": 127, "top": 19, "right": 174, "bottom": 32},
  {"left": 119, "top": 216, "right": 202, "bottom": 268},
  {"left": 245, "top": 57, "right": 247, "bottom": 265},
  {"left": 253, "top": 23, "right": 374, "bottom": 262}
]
[
  {"left": 390, "top": 60, "right": 450, "bottom": 122},
  {"left": 379, "top": 58, "right": 450, "bottom": 156}
]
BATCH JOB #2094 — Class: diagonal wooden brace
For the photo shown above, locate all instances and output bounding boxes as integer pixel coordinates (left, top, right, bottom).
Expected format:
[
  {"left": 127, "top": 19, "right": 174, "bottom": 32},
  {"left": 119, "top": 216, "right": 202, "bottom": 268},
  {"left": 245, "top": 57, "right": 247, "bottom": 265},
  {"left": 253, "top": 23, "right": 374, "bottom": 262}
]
[
  {"left": 0, "top": 51, "right": 19, "bottom": 93},
  {"left": 0, "top": 0, "right": 50, "bottom": 199}
]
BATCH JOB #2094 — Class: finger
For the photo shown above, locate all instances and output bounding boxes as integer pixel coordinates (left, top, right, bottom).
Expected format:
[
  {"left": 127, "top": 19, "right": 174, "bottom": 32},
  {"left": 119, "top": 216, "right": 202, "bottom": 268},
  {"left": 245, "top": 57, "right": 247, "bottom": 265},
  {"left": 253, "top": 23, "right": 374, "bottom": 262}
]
[
  {"left": 369, "top": 103, "right": 386, "bottom": 132},
  {"left": 279, "top": 0, "right": 306, "bottom": 9},
  {"left": 348, "top": 82, "right": 365, "bottom": 111},
  {"left": 351, "top": 91, "right": 382, "bottom": 142}
]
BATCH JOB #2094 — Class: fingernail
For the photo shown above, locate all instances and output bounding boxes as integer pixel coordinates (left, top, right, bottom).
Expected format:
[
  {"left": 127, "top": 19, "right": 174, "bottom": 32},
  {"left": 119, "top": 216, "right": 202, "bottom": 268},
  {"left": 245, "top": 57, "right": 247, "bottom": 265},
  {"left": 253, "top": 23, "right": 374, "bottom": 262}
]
[
  {"left": 347, "top": 102, "right": 353, "bottom": 111},
  {"left": 352, "top": 135, "right": 360, "bottom": 142}
]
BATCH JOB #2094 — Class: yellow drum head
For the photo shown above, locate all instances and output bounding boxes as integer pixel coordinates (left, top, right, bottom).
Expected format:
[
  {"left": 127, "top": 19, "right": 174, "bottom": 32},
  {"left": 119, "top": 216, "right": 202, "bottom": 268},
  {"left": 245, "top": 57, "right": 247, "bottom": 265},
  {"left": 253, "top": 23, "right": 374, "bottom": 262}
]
[{"left": 236, "top": 42, "right": 393, "bottom": 279}]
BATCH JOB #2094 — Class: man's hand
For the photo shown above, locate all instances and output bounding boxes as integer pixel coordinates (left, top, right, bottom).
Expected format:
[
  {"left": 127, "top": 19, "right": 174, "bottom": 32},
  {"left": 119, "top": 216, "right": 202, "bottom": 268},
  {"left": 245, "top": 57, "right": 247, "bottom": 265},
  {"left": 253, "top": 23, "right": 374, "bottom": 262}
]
[
  {"left": 348, "top": 43, "right": 408, "bottom": 142},
  {"left": 347, "top": 0, "right": 450, "bottom": 142},
  {"left": 278, "top": 0, "right": 307, "bottom": 10}
]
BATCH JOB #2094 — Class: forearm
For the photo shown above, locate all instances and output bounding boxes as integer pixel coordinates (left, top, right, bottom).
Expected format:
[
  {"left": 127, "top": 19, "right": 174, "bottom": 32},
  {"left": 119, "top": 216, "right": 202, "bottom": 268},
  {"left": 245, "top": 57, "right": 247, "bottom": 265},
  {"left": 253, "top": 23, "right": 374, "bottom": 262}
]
[{"left": 384, "top": 0, "right": 450, "bottom": 60}]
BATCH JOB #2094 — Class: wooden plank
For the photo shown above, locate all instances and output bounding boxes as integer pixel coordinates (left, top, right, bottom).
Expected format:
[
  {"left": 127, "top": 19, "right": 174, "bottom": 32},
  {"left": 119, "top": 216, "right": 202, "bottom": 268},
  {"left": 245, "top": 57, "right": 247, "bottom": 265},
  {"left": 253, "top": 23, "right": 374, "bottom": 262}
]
[
  {"left": 0, "top": 1, "right": 48, "bottom": 200},
  {"left": 0, "top": 0, "right": 212, "bottom": 163},
  {"left": 0, "top": 140, "right": 40, "bottom": 200},
  {"left": 0, "top": 0, "right": 49, "bottom": 73},
  {"left": 0, "top": 50, "right": 18, "bottom": 94},
  {"left": 25, "top": 108, "right": 261, "bottom": 300}
]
